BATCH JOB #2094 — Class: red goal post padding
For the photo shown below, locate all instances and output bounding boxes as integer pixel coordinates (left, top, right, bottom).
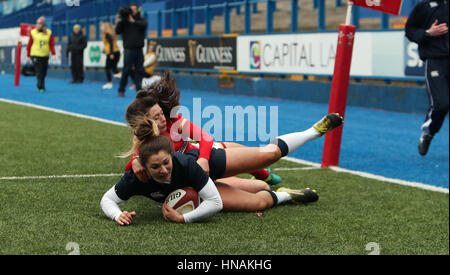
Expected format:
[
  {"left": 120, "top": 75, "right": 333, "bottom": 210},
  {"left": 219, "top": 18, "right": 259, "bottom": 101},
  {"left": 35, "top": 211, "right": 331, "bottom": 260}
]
[
  {"left": 321, "top": 0, "right": 404, "bottom": 167},
  {"left": 15, "top": 24, "right": 36, "bottom": 86},
  {"left": 321, "top": 24, "right": 356, "bottom": 168}
]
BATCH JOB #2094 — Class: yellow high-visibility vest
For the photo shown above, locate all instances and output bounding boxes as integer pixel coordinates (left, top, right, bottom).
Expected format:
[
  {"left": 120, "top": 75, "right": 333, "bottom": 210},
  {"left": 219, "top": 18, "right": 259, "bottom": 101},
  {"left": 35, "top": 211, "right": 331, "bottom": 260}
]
[{"left": 30, "top": 28, "right": 52, "bottom": 57}]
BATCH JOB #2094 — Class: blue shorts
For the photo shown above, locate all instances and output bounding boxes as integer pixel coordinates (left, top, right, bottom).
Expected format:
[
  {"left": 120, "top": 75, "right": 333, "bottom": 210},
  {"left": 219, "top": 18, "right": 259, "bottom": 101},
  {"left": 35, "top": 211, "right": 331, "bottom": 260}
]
[{"left": 184, "top": 148, "right": 226, "bottom": 181}]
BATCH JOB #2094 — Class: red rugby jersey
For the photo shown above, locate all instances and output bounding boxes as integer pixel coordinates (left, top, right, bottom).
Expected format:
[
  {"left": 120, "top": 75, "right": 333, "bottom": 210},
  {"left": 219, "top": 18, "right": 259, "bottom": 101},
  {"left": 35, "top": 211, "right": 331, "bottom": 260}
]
[{"left": 125, "top": 114, "right": 214, "bottom": 171}]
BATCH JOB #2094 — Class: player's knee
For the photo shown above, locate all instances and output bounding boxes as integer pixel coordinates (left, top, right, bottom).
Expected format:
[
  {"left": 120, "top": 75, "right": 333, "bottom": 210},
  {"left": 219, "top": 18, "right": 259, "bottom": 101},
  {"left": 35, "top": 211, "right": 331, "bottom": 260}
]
[
  {"left": 252, "top": 197, "right": 271, "bottom": 211},
  {"left": 257, "top": 182, "right": 270, "bottom": 191},
  {"left": 259, "top": 200, "right": 272, "bottom": 210},
  {"left": 262, "top": 146, "right": 280, "bottom": 164}
]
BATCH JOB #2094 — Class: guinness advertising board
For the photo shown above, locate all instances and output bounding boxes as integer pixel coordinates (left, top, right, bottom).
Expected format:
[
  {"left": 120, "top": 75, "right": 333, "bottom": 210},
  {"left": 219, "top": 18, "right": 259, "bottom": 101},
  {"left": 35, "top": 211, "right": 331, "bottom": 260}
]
[{"left": 150, "top": 36, "right": 237, "bottom": 72}]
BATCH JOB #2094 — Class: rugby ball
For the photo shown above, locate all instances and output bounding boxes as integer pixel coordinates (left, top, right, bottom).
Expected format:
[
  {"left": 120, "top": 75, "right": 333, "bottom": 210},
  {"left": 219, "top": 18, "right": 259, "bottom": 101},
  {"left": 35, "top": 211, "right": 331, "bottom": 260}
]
[{"left": 165, "top": 187, "right": 200, "bottom": 214}]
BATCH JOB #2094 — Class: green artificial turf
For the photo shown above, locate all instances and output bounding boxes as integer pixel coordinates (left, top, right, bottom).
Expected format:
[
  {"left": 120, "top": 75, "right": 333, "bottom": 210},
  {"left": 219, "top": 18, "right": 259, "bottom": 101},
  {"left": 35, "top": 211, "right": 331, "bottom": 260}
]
[{"left": 0, "top": 101, "right": 448, "bottom": 255}]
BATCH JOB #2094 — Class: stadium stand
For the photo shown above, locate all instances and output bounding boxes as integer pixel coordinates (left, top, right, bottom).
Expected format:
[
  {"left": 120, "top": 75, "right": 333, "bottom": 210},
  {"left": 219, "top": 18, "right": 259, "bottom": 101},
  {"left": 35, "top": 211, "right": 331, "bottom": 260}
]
[
  {"left": 1, "top": 0, "right": 420, "bottom": 38},
  {"left": 0, "top": 0, "right": 429, "bottom": 113}
]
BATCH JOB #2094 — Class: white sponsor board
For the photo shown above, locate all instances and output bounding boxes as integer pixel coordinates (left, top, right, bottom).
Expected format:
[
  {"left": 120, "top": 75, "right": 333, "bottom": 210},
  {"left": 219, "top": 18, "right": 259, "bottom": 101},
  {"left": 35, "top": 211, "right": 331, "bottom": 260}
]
[
  {"left": 0, "top": 27, "right": 29, "bottom": 47},
  {"left": 83, "top": 40, "right": 148, "bottom": 68},
  {"left": 83, "top": 40, "right": 125, "bottom": 68},
  {"left": 1, "top": 30, "right": 419, "bottom": 79},
  {"left": 237, "top": 31, "right": 407, "bottom": 78}
]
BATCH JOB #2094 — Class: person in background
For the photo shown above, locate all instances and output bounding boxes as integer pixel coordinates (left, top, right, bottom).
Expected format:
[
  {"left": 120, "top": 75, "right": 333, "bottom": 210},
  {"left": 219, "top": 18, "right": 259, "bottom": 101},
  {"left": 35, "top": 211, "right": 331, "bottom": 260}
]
[
  {"left": 140, "top": 41, "right": 160, "bottom": 89},
  {"left": 26, "top": 16, "right": 56, "bottom": 93},
  {"left": 115, "top": 3, "right": 147, "bottom": 97},
  {"left": 67, "top": 24, "right": 87, "bottom": 84},
  {"left": 101, "top": 22, "right": 121, "bottom": 90},
  {"left": 128, "top": 65, "right": 137, "bottom": 91},
  {"left": 143, "top": 41, "right": 157, "bottom": 78},
  {"left": 405, "top": 0, "right": 449, "bottom": 156}
]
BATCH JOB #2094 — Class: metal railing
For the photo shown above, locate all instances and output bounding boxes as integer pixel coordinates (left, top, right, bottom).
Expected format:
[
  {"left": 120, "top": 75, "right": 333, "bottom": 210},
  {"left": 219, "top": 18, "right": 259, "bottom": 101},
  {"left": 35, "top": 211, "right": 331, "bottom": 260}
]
[
  {"left": 2, "top": 0, "right": 424, "bottom": 84},
  {"left": 48, "top": 0, "right": 414, "bottom": 40}
]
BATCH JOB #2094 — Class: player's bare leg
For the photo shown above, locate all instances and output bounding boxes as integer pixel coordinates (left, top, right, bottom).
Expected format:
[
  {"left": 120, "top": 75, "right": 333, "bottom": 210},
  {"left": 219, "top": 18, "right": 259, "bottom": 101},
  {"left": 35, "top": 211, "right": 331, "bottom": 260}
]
[
  {"left": 215, "top": 182, "right": 276, "bottom": 211},
  {"left": 222, "top": 142, "right": 282, "bottom": 185},
  {"left": 216, "top": 177, "right": 270, "bottom": 193},
  {"left": 222, "top": 113, "right": 343, "bottom": 178},
  {"left": 216, "top": 182, "right": 319, "bottom": 212}
]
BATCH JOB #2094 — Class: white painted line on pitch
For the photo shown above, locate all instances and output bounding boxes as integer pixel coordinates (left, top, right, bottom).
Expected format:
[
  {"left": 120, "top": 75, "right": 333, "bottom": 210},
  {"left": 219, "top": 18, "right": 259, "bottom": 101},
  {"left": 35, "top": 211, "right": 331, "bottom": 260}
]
[
  {"left": 328, "top": 165, "right": 449, "bottom": 194},
  {"left": 0, "top": 98, "right": 127, "bottom": 127},
  {"left": 0, "top": 173, "right": 123, "bottom": 181},
  {"left": 282, "top": 157, "right": 449, "bottom": 194},
  {"left": 1, "top": 168, "right": 319, "bottom": 181},
  {"left": 273, "top": 167, "right": 321, "bottom": 171},
  {"left": 282, "top": 157, "right": 322, "bottom": 168},
  {"left": 2, "top": 98, "right": 448, "bottom": 194}
]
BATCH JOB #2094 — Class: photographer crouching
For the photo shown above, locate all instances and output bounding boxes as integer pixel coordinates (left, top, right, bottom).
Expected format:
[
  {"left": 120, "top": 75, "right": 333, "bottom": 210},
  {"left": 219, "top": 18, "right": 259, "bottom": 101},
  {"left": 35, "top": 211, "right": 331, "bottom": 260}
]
[{"left": 115, "top": 4, "right": 148, "bottom": 97}]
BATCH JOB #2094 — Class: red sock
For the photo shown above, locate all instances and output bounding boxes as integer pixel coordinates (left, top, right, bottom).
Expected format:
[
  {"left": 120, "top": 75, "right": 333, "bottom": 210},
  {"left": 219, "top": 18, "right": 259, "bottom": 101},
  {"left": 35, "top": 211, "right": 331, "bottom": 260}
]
[{"left": 251, "top": 169, "right": 269, "bottom": 180}]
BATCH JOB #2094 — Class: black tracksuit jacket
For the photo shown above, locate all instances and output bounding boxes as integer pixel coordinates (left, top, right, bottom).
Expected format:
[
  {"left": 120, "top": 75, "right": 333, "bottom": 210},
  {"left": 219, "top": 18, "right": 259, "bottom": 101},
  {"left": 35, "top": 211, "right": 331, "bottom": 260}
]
[{"left": 405, "top": 0, "right": 449, "bottom": 61}]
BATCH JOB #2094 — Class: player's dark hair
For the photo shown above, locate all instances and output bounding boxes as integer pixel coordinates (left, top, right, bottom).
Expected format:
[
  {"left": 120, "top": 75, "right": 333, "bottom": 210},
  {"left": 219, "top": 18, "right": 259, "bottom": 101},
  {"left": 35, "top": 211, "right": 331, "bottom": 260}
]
[
  {"left": 133, "top": 116, "right": 174, "bottom": 168},
  {"left": 145, "top": 72, "right": 181, "bottom": 119},
  {"left": 125, "top": 72, "right": 180, "bottom": 128},
  {"left": 125, "top": 93, "right": 159, "bottom": 128},
  {"left": 121, "top": 73, "right": 180, "bottom": 160}
]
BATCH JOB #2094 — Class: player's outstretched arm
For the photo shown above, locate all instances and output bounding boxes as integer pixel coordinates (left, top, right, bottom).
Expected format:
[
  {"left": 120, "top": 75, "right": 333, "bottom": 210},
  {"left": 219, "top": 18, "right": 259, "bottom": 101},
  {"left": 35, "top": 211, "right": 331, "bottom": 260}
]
[{"left": 100, "top": 186, "right": 135, "bottom": 225}]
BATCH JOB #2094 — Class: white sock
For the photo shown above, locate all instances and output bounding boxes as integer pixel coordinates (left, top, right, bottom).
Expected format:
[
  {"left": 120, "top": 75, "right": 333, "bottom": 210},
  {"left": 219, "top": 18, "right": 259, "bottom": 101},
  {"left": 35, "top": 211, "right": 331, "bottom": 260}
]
[
  {"left": 274, "top": 191, "right": 292, "bottom": 205},
  {"left": 272, "top": 127, "right": 321, "bottom": 156}
]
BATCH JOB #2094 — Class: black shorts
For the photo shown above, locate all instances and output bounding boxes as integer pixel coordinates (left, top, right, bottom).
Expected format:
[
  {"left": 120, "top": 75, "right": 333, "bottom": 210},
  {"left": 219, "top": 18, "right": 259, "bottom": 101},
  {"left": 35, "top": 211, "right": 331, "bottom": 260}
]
[{"left": 184, "top": 148, "right": 226, "bottom": 181}]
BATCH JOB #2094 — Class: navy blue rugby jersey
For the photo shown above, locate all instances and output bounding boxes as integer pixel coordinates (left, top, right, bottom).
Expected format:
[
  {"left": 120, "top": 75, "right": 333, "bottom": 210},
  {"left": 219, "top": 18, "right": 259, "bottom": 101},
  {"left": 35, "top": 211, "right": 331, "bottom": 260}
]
[{"left": 114, "top": 152, "right": 209, "bottom": 203}]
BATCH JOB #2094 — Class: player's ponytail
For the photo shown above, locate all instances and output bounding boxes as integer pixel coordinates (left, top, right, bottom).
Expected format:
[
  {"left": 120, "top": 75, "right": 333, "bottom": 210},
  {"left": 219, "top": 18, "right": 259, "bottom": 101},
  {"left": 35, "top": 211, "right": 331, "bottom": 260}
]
[
  {"left": 133, "top": 115, "right": 160, "bottom": 141},
  {"left": 130, "top": 72, "right": 180, "bottom": 123},
  {"left": 145, "top": 72, "right": 180, "bottom": 119},
  {"left": 136, "top": 89, "right": 152, "bottom": 99},
  {"left": 133, "top": 115, "right": 174, "bottom": 168},
  {"left": 117, "top": 114, "right": 160, "bottom": 159}
]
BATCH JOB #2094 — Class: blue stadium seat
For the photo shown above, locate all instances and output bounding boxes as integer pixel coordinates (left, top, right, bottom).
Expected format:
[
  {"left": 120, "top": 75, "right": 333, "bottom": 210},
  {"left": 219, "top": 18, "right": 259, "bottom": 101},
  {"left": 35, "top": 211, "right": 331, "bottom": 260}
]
[{"left": 0, "top": 0, "right": 418, "bottom": 37}]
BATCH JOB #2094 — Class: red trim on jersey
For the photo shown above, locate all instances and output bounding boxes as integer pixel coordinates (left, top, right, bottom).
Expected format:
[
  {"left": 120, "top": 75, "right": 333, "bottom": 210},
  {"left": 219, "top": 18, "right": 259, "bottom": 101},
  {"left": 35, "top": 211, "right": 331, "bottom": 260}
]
[
  {"left": 49, "top": 34, "right": 56, "bottom": 56},
  {"left": 125, "top": 114, "right": 214, "bottom": 171},
  {"left": 26, "top": 34, "right": 33, "bottom": 57}
]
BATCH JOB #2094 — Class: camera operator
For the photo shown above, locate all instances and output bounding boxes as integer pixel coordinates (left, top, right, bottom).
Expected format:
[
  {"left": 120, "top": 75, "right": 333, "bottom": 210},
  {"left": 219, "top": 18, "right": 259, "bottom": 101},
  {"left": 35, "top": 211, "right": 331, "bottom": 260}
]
[{"left": 115, "top": 4, "right": 147, "bottom": 97}]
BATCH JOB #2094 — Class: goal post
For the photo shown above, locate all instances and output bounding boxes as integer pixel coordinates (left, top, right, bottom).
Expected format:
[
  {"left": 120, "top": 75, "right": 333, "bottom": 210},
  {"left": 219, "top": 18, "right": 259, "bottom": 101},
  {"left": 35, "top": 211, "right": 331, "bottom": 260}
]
[{"left": 321, "top": 3, "right": 356, "bottom": 168}]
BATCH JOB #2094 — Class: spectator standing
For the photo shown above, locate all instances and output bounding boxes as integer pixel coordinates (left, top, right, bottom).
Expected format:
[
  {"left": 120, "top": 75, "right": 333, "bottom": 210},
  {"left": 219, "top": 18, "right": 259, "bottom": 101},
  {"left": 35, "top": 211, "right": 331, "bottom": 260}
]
[
  {"left": 67, "top": 24, "right": 87, "bottom": 84},
  {"left": 101, "top": 22, "right": 121, "bottom": 89}
]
